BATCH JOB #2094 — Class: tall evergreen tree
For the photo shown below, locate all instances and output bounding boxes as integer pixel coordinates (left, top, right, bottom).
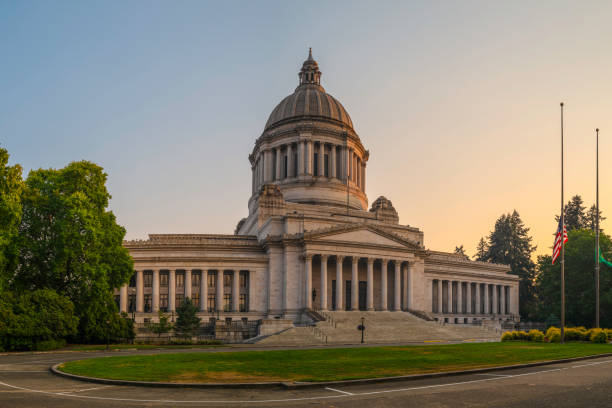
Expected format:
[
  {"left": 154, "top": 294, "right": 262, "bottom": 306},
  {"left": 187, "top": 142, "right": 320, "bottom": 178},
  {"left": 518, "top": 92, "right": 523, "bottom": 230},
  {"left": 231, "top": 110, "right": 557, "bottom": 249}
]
[
  {"left": 474, "top": 237, "right": 488, "bottom": 261},
  {"left": 585, "top": 204, "right": 606, "bottom": 232},
  {"left": 174, "top": 298, "right": 201, "bottom": 339},
  {"left": 555, "top": 195, "right": 587, "bottom": 231},
  {"left": 484, "top": 210, "right": 537, "bottom": 318}
]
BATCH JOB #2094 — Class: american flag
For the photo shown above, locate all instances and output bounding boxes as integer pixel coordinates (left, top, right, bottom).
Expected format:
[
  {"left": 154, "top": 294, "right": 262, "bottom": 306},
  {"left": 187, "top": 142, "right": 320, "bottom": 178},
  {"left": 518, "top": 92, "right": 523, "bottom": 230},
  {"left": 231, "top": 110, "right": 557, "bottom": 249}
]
[{"left": 552, "top": 218, "right": 568, "bottom": 265}]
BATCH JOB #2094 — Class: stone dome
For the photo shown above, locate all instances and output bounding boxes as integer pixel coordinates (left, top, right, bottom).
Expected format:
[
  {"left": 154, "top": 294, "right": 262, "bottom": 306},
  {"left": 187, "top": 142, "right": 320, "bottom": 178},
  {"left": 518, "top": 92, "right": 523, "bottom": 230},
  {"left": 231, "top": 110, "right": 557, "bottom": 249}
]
[{"left": 264, "top": 49, "right": 354, "bottom": 131}]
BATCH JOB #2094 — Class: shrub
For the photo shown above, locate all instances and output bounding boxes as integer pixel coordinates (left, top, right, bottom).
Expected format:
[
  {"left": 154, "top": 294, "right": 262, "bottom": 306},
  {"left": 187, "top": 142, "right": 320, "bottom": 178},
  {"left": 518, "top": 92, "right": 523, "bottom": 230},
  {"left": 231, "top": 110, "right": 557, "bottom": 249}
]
[
  {"left": 605, "top": 329, "right": 612, "bottom": 341},
  {"left": 590, "top": 329, "right": 608, "bottom": 344},
  {"left": 501, "top": 332, "right": 513, "bottom": 342},
  {"left": 528, "top": 329, "right": 544, "bottom": 342},
  {"left": 546, "top": 327, "right": 561, "bottom": 343},
  {"left": 564, "top": 327, "right": 582, "bottom": 341}
]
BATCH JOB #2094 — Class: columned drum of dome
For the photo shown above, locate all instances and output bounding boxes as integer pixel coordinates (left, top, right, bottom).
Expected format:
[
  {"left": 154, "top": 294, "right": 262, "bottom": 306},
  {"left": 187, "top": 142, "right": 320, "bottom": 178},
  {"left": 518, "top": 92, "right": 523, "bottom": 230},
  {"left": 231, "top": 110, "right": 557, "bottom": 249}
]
[{"left": 248, "top": 49, "right": 368, "bottom": 212}]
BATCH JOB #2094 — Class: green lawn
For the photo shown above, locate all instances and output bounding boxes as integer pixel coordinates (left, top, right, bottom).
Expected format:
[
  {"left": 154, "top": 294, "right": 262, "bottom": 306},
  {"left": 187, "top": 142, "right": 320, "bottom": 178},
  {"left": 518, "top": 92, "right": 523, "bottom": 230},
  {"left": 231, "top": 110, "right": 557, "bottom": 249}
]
[{"left": 58, "top": 342, "right": 611, "bottom": 383}]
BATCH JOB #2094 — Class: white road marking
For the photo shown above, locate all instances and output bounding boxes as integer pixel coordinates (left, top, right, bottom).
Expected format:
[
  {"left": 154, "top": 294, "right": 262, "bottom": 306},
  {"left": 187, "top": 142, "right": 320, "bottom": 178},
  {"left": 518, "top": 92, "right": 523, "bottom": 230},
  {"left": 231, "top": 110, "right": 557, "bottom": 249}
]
[
  {"left": 571, "top": 359, "right": 612, "bottom": 368},
  {"left": 0, "top": 370, "right": 48, "bottom": 373},
  {"left": 325, "top": 387, "right": 354, "bottom": 395},
  {"left": 61, "top": 385, "right": 114, "bottom": 394},
  {"left": 0, "top": 359, "right": 603, "bottom": 404},
  {"left": 475, "top": 373, "right": 511, "bottom": 377}
]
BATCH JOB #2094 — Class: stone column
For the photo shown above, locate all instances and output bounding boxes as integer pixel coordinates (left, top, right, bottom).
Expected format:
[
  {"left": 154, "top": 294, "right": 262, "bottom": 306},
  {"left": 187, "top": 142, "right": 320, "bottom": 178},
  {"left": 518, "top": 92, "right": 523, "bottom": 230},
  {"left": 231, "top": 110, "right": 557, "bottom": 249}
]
[
  {"left": 136, "top": 270, "right": 143, "bottom": 313},
  {"left": 287, "top": 144, "right": 293, "bottom": 178},
  {"left": 458, "top": 282, "right": 464, "bottom": 314},
  {"left": 492, "top": 284, "right": 499, "bottom": 314},
  {"left": 169, "top": 270, "right": 176, "bottom": 312},
  {"left": 403, "top": 263, "right": 410, "bottom": 310},
  {"left": 120, "top": 284, "right": 128, "bottom": 313},
  {"left": 466, "top": 282, "right": 472, "bottom": 314},
  {"left": 233, "top": 270, "right": 240, "bottom": 312},
  {"left": 484, "top": 284, "right": 490, "bottom": 314},
  {"left": 320, "top": 255, "right": 328, "bottom": 311},
  {"left": 200, "top": 271, "right": 207, "bottom": 312},
  {"left": 351, "top": 257, "right": 359, "bottom": 310},
  {"left": 275, "top": 147, "right": 281, "bottom": 181},
  {"left": 437, "top": 280, "right": 443, "bottom": 314},
  {"left": 380, "top": 259, "right": 388, "bottom": 310},
  {"left": 185, "top": 269, "right": 192, "bottom": 300},
  {"left": 216, "top": 271, "right": 224, "bottom": 313},
  {"left": 500, "top": 285, "right": 506, "bottom": 315},
  {"left": 318, "top": 143, "right": 325, "bottom": 177},
  {"left": 343, "top": 145, "right": 349, "bottom": 182},
  {"left": 394, "top": 261, "right": 401, "bottom": 311},
  {"left": 362, "top": 162, "right": 366, "bottom": 191},
  {"left": 330, "top": 145, "right": 336, "bottom": 178},
  {"left": 348, "top": 149, "right": 353, "bottom": 182},
  {"left": 298, "top": 141, "right": 305, "bottom": 176},
  {"left": 152, "top": 269, "right": 160, "bottom": 312},
  {"left": 335, "top": 256, "right": 343, "bottom": 310},
  {"left": 305, "top": 255, "right": 313, "bottom": 309},
  {"left": 367, "top": 258, "right": 374, "bottom": 310},
  {"left": 475, "top": 283, "right": 481, "bottom": 314},
  {"left": 306, "top": 140, "right": 313, "bottom": 175}
]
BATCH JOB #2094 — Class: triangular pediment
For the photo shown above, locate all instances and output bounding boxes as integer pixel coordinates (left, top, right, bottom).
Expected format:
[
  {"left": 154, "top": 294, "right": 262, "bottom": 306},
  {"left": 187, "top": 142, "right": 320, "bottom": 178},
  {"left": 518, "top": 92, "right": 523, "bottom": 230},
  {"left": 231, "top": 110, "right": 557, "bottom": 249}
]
[{"left": 304, "top": 224, "right": 422, "bottom": 250}]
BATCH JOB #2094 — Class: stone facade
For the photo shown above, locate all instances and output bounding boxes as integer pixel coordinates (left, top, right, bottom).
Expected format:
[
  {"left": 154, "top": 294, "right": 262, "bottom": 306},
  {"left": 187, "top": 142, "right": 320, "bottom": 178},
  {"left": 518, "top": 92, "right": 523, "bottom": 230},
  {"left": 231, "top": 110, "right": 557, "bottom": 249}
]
[{"left": 118, "top": 50, "right": 519, "bottom": 327}]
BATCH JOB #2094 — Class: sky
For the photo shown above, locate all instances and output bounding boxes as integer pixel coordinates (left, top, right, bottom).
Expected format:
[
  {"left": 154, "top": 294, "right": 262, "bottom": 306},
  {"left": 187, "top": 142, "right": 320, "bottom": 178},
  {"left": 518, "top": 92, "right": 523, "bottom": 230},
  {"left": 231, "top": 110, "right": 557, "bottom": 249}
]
[{"left": 2, "top": 1, "right": 612, "bottom": 258}]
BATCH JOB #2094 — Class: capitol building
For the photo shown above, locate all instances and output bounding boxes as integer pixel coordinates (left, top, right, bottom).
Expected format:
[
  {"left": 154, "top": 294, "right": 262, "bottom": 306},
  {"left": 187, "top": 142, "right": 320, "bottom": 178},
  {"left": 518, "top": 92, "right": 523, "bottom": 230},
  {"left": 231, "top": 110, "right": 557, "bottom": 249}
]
[{"left": 118, "top": 51, "right": 519, "bottom": 335}]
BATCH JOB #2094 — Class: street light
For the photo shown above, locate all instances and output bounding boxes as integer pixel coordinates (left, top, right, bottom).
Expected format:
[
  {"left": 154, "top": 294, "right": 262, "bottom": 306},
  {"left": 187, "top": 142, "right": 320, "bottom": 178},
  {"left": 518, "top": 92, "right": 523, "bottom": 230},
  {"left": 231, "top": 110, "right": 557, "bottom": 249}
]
[{"left": 358, "top": 316, "right": 365, "bottom": 344}]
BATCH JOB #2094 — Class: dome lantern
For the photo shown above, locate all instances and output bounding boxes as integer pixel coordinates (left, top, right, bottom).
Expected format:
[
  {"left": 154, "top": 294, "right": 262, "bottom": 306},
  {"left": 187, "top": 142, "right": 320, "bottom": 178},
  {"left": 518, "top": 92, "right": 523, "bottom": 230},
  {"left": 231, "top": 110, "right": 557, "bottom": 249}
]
[{"left": 298, "top": 48, "right": 322, "bottom": 87}]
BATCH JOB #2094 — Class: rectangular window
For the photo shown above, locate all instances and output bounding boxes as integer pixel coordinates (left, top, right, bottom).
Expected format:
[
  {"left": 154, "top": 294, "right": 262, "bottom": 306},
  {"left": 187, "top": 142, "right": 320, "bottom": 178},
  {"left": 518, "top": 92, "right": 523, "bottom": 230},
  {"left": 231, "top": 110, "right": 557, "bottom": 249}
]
[
  {"left": 324, "top": 154, "right": 329, "bottom": 177},
  {"left": 129, "top": 274, "right": 136, "bottom": 288},
  {"left": 293, "top": 153, "right": 298, "bottom": 176},
  {"left": 240, "top": 294, "right": 248, "bottom": 312},
  {"left": 144, "top": 271, "right": 152, "bottom": 287},
  {"left": 240, "top": 272, "right": 248, "bottom": 288},
  {"left": 144, "top": 295, "right": 152, "bottom": 312},
  {"left": 223, "top": 272, "right": 232, "bottom": 287},
  {"left": 224, "top": 294, "right": 232, "bottom": 312},
  {"left": 192, "top": 292, "right": 200, "bottom": 308},
  {"left": 208, "top": 295, "right": 216, "bottom": 312},
  {"left": 176, "top": 294, "right": 184, "bottom": 308},
  {"left": 192, "top": 272, "right": 200, "bottom": 287},
  {"left": 160, "top": 272, "right": 168, "bottom": 287},
  {"left": 283, "top": 155, "right": 288, "bottom": 178},
  {"left": 160, "top": 294, "right": 168, "bottom": 311},
  {"left": 176, "top": 272, "right": 184, "bottom": 288},
  {"left": 128, "top": 294, "right": 136, "bottom": 312},
  {"left": 208, "top": 272, "right": 216, "bottom": 289},
  {"left": 313, "top": 153, "right": 319, "bottom": 175}
]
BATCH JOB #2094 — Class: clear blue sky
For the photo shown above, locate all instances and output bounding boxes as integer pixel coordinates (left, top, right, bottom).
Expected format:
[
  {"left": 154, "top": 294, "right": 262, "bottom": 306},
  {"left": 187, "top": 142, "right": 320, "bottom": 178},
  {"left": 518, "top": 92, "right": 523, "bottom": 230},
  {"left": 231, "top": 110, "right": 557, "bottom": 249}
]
[{"left": 3, "top": 1, "right": 612, "bottom": 256}]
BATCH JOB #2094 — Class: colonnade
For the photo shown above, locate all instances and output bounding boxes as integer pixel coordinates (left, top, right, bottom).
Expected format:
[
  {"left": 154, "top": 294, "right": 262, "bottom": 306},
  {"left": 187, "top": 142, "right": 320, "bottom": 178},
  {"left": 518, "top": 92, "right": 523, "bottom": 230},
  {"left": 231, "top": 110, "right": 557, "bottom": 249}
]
[
  {"left": 119, "top": 269, "right": 250, "bottom": 315},
  {"left": 252, "top": 140, "right": 366, "bottom": 194},
  {"left": 431, "top": 279, "right": 512, "bottom": 316},
  {"left": 304, "top": 254, "right": 411, "bottom": 312}
]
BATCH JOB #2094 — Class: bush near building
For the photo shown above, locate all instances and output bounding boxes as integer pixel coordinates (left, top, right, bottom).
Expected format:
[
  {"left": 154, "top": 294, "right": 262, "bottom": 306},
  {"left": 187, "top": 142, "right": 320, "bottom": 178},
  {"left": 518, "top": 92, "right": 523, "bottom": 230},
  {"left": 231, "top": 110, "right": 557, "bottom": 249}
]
[{"left": 502, "top": 326, "right": 611, "bottom": 344}]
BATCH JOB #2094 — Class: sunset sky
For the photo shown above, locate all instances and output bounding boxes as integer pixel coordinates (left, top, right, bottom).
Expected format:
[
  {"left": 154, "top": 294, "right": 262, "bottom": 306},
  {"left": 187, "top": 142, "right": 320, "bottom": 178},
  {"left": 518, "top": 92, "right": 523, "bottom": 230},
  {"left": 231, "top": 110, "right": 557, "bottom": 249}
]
[{"left": 2, "top": 1, "right": 612, "bottom": 258}]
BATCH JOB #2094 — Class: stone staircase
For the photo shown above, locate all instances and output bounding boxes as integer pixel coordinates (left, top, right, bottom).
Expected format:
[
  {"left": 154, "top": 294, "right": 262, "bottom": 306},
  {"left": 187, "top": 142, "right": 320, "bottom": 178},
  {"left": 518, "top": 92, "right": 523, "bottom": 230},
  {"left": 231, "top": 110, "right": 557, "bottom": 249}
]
[{"left": 255, "top": 311, "right": 500, "bottom": 346}]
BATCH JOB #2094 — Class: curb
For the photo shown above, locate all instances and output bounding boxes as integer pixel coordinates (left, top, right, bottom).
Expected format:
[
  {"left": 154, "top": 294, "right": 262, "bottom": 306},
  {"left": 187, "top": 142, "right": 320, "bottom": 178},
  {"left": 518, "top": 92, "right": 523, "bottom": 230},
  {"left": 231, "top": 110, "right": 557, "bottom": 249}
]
[{"left": 50, "top": 352, "right": 612, "bottom": 390}]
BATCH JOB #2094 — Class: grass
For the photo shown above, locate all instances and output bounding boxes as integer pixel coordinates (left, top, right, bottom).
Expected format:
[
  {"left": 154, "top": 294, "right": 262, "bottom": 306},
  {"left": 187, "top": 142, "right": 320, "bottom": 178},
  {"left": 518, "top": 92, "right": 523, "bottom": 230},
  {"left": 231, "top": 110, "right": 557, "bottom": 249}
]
[
  {"left": 69, "top": 343, "right": 225, "bottom": 351},
  {"left": 59, "top": 342, "right": 611, "bottom": 383}
]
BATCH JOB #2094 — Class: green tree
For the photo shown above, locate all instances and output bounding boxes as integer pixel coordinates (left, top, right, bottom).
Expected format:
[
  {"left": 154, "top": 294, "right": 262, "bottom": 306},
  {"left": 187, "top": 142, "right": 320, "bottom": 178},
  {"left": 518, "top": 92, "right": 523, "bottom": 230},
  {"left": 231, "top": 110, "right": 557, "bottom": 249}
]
[
  {"left": 534, "top": 229, "right": 612, "bottom": 327},
  {"left": 174, "top": 298, "right": 201, "bottom": 339},
  {"left": 148, "top": 311, "right": 173, "bottom": 338},
  {"left": 0, "top": 148, "right": 23, "bottom": 290},
  {"left": 473, "top": 237, "right": 488, "bottom": 261},
  {"left": 0, "top": 289, "right": 78, "bottom": 351},
  {"left": 484, "top": 210, "right": 537, "bottom": 319},
  {"left": 14, "top": 161, "right": 133, "bottom": 342},
  {"left": 585, "top": 204, "right": 606, "bottom": 232},
  {"left": 555, "top": 195, "right": 587, "bottom": 231}
]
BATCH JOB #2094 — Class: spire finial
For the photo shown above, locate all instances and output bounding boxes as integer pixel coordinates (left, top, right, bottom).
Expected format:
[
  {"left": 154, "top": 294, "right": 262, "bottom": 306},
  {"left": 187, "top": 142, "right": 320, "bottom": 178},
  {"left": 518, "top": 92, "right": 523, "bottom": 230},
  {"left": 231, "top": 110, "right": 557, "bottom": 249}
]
[{"left": 308, "top": 47, "right": 313, "bottom": 60}]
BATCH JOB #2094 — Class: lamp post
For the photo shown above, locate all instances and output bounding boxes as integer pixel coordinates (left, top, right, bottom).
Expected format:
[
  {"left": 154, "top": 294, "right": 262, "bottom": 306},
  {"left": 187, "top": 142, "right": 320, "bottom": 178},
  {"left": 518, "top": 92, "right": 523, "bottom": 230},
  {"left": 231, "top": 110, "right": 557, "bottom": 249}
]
[
  {"left": 360, "top": 317, "right": 365, "bottom": 344},
  {"left": 106, "top": 319, "right": 111, "bottom": 351}
]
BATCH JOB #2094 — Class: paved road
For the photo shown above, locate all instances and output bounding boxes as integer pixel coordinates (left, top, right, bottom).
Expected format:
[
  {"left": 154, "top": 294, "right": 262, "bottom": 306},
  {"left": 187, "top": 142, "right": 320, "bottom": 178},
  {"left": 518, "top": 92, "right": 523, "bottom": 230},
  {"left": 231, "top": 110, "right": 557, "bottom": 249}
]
[{"left": 1, "top": 348, "right": 611, "bottom": 407}]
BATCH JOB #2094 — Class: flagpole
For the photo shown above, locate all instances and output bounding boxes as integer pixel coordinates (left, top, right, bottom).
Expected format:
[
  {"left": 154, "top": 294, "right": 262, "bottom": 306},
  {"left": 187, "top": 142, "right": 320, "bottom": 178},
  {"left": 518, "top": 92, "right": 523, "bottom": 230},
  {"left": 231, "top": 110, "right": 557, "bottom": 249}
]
[
  {"left": 596, "top": 128, "right": 600, "bottom": 328},
  {"left": 560, "top": 102, "right": 565, "bottom": 344}
]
